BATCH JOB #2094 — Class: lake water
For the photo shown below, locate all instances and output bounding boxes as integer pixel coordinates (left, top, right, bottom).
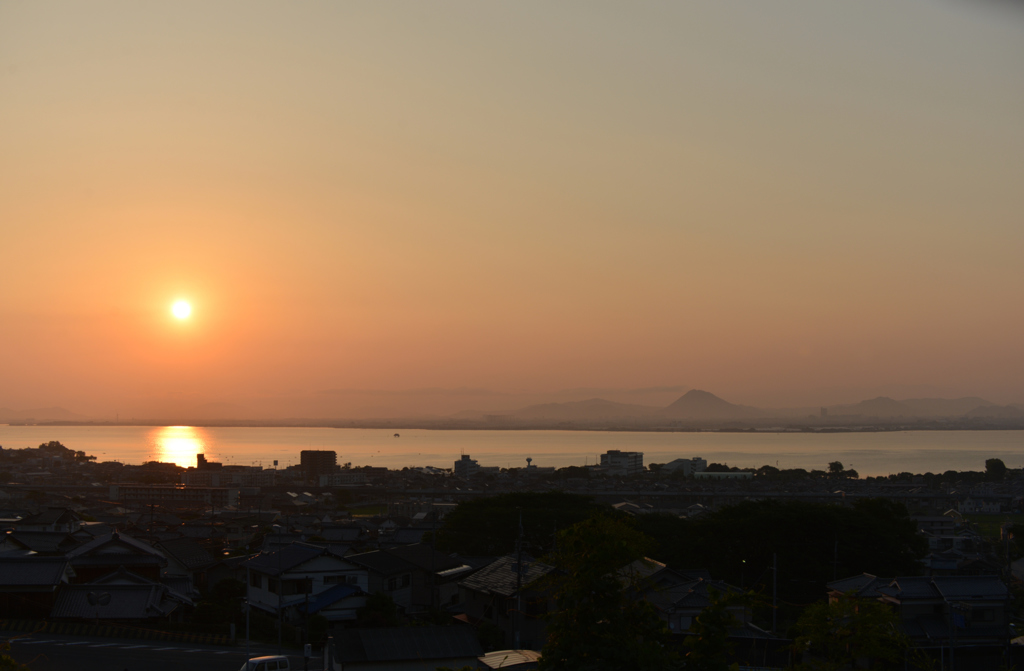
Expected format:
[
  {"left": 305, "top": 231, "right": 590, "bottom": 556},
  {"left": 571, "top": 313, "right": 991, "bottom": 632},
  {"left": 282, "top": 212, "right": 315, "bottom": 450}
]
[{"left": 1, "top": 425, "right": 1022, "bottom": 477}]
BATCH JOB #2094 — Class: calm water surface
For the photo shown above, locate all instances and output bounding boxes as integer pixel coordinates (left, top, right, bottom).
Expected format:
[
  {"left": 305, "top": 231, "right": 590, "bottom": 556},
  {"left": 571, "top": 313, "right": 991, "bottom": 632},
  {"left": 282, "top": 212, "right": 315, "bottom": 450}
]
[{"left": 1, "top": 426, "right": 1022, "bottom": 476}]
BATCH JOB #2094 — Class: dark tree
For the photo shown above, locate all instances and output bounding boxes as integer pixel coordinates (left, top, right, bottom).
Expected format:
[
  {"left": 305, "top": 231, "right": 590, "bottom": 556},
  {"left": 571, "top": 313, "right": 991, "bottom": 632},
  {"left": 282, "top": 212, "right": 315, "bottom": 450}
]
[
  {"left": 433, "top": 492, "right": 605, "bottom": 556},
  {"left": 791, "top": 595, "right": 911, "bottom": 670},
  {"left": 355, "top": 592, "right": 402, "bottom": 628},
  {"left": 539, "top": 515, "right": 677, "bottom": 671},
  {"left": 986, "top": 458, "right": 1007, "bottom": 482},
  {"left": 635, "top": 499, "right": 926, "bottom": 610}
]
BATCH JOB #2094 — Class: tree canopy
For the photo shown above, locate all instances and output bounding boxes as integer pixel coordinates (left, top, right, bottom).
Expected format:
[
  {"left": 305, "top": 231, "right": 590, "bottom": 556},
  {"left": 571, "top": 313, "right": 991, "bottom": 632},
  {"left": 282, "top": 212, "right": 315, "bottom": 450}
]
[
  {"left": 539, "top": 515, "right": 677, "bottom": 671},
  {"left": 790, "top": 595, "right": 911, "bottom": 670},
  {"left": 432, "top": 492, "right": 606, "bottom": 556},
  {"left": 635, "top": 499, "right": 926, "bottom": 608}
]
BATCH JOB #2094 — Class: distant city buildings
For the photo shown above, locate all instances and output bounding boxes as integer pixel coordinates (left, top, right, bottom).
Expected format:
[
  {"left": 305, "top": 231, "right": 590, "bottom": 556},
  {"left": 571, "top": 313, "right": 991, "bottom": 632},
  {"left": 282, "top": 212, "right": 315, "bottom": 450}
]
[
  {"left": 183, "top": 453, "right": 276, "bottom": 487},
  {"left": 600, "top": 450, "right": 644, "bottom": 476},
  {"left": 300, "top": 449, "right": 338, "bottom": 481},
  {"left": 454, "top": 454, "right": 480, "bottom": 479},
  {"left": 109, "top": 484, "right": 239, "bottom": 509},
  {"left": 661, "top": 457, "right": 708, "bottom": 477}
]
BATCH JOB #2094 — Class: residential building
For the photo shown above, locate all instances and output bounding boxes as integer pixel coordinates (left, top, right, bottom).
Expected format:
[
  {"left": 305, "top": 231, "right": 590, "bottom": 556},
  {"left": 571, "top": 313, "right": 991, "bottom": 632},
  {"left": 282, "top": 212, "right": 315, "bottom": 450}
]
[
  {"left": 0, "top": 556, "right": 74, "bottom": 618},
  {"left": 300, "top": 450, "right": 337, "bottom": 481},
  {"left": 67, "top": 531, "right": 168, "bottom": 583},
  {"left": 458, "top": 555, "right": 555, "bottom": 650},
  {"left": 600, "top": 450, "right": 644, "bottom": 476},
  {"left": 660, "top": 457, "right": 708, "bottom": 477},
  {"left": 109, "top": 484, "right": 239, "bottom": 509},
  {"left": 243, "top": 543, "right": 367, "bottom": 623},
  {"left": 454, "top": 455, "right": 480, "bottom": 479},
  {"left": 183, "top": 466, "right": 276, "bottom": 487},
  {"left": 623, "top": 560, "right": 747, "bottom": 634},
  {"left": 828, "top": 573, "right": 1012, "bottom": 656},
  {"left": 319, "top": 471, "right": 368, "bottom": 486},
  {"left": 16, "top": 508, "right": 82, "bottom": 533},
  {"left": 347, "top": 545, "right": 472, "bottom": 614}
]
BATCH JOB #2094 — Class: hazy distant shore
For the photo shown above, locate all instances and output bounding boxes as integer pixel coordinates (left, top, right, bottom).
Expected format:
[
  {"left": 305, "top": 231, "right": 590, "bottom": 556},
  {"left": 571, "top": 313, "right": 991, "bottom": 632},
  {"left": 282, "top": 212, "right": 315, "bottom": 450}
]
[{"left": 8, "top": 420, "right": 1024, "bottom": 432}]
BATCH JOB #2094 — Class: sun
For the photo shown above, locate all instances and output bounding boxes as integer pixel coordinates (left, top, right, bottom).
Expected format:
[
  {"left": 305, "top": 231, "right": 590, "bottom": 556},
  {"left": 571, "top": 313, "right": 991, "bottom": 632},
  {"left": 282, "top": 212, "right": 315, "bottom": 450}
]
[{"left": 171, "top": 300, "right": 192, "bottom": 319}]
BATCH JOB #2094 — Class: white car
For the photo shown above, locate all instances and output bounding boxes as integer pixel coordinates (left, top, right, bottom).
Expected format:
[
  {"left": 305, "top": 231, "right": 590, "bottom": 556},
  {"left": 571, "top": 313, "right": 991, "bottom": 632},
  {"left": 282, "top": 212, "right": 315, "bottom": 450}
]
[{"left": 239, "top": 655, "right": 291, "bottom": 671}]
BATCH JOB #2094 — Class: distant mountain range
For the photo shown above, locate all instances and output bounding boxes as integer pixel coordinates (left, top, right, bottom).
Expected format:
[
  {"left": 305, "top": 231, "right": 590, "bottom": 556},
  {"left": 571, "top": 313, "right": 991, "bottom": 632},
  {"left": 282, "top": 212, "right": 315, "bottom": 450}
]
[
  {"left": 464, "top": 390, "right": 1024, "bottom": 424},
  {"left": 4, "top": 390, "right": 1023, "bottom": 427}
]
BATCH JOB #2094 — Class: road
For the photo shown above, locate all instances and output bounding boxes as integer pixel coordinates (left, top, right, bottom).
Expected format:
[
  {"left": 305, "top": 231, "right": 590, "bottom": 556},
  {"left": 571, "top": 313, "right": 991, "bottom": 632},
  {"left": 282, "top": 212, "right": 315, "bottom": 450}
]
[{"left": 2, "top": 631, "right": 312, "bottom": 671}]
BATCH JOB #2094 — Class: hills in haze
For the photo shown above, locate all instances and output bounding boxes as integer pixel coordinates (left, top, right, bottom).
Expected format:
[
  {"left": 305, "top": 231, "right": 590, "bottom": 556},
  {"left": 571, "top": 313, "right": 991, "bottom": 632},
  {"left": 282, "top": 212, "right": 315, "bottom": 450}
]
[
  {"left": 464, "top": 390, "right": 1024, "bottom": 426},
  {"left": 3, "top": 389, "right": 1023, "bottom": 429}
]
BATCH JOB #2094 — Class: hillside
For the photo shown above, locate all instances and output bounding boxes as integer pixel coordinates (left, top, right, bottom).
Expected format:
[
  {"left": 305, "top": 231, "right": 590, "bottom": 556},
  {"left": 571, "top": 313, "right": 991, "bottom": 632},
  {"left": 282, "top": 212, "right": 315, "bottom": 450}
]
[{"left": 658, "top": 389, "right": 762, "bottom": 420}]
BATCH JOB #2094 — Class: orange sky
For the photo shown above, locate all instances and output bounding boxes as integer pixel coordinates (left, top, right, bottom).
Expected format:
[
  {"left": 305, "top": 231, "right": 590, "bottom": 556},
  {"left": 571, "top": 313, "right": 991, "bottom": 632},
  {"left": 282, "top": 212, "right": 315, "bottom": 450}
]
[{"left": 1, "top": 2, "right": 1023, "bottom": 418}]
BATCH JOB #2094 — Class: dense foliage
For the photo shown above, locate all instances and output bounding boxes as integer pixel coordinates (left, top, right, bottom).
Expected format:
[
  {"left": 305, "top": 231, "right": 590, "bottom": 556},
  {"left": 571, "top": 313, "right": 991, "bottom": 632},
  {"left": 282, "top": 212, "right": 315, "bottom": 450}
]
[
  {"left": 790, "top": 595, "right": 911, "bottom": 670},
  {"left": 539, "top": 515, "right": 678, "bottom": 671},
  {"left": 432, "top": 492, "right": 606, "bottom": 555},
  {"left": 635, "top": 499, "right": 926, "bottom": 608}
]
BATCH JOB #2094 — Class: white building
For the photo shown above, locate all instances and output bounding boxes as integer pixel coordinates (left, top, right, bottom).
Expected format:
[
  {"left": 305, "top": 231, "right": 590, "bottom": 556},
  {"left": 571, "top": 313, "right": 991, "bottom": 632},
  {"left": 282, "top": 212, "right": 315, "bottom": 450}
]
[
  {"left": 243, "top": 543, "right": 367, "bottom": 622},
  {"left": 454, "top": 455, "right": 480, "bottom": 479},
  {"left": 600, "top": 450, "right": 644, "bottom": 476},
  {"left": 661, "top": 457, "right": 708, "bottom": 477}
]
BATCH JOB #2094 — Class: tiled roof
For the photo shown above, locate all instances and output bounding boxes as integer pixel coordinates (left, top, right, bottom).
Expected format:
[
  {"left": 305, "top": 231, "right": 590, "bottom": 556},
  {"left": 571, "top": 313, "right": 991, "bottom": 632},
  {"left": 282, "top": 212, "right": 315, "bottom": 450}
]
[
  {"left": 932, "top": 575, "right": 1009, "bottom": 600},
  {"left": 51, "top": 584, "right": 184, "bottom": 620},
  {"left": 0, "top": 557, "right": 70, "bottom": 586},
  {"left": 347, "top": 550, "right": 416, "bottom": 577},
  {"left": 877, "top": 575, "right": 1010, "bottom": 602},
  {"left": 827, "top": 573, "right": 886, "bottom": 597},
  {"left": 157, "top": 538, "right": 215, "bottom": 571},
  {"left": 643, "top": 577, "right": 741, "bottom": 611},
  {"left": 320, "top": 527, "right": 361, "bottom": 542},
  {"left": 388, "top": 528, "right": 428, "bottom": 545},
  {"left": 385, "top": 544, "right": 464, "bottom": 573},
  {"left": 67, "top": 532, "right": 165, "bottom": 559},
  {"left": 19, "top": 508, "right": 79, "bottom": 526},
  {"left": 242, "top": 543, "right": 338, "bottom": 577},
  {"left": 459, "top": 555, "right": 554, "bottom": 598},
  {"left": 336, "top": 626, "right": 483, "bottom": 663},
  {"left": 6, "top": 531, "right": 80, "bottom": 554}
]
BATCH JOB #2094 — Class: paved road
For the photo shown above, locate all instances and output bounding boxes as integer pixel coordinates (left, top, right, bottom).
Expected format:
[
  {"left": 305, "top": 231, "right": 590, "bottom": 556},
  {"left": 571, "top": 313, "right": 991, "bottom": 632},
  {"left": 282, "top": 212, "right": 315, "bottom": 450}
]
[{"left": 2, "top": 631, "right": 310, "bottom": 671}]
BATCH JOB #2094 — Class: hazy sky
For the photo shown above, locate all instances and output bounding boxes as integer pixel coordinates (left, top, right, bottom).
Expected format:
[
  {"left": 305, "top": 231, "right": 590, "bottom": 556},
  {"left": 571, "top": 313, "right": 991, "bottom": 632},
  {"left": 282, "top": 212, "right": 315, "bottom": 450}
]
[{"left": 2, "top": 1, "right": 1023, "bottom": 418}]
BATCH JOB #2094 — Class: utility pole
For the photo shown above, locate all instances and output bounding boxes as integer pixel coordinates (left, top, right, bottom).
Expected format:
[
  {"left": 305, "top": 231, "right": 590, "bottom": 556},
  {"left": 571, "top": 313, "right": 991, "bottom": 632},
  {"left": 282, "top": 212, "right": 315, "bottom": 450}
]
[
  {"left": 515, "top": 509, "right": 523, "bottom": 650},
  {"left": 245, "top": 565, "right": 251, "bottom": 666},
  {"left": 430, "top": 510, "right": 437, "bottom": 612},
  {"left": 772, "top": 553, "right": 777, "bottom": 635},
  {"left": 276, "top": 524, "right": 283, "bottom": 655},
  {"left": 833, "top": 537, "right": 839, "bottom": 582}
]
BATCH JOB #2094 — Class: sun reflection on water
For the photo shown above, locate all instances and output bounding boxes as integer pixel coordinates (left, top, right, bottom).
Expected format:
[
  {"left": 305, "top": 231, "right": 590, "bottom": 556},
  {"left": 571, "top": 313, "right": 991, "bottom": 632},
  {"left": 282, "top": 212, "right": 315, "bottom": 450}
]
[{"left": 149, "top": 426, "right": 209, "bottom": 467}]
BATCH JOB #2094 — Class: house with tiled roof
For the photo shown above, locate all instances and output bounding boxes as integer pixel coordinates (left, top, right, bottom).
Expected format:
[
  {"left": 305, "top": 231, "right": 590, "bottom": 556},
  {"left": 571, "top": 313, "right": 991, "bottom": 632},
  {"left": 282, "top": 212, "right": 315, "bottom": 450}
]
[
  {"left": 67, "top": 531, "right": 167, "bottom": 583},
  {"left": 348, "top": 544, "right": 474, "bottom": 615},
  {"left": 51, "top": 581, "right": 191, "bottom": 622},
  {"left": 458, "top": 555, "right": 555, "bottom": 650},
  {"left": 154, "top": 537, "right": 215, "bottom": 584},
  {"left": 0, "top": 556, "right": 74, "bottom": 617},
  {"left": 0, "top": 531, "right": 81, "bottom": 556},
  {"left": 242, "top": 543, "right": 366, "bottom": 623},
  {"left": 625, "top": 559, "right": 747, "bottom": 635},
  {"left": 16, "top": 508, "right": 82, "bottom": 533},
  {"left": 828, "top": 573, "right": 1012, "bottom": 653}
]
